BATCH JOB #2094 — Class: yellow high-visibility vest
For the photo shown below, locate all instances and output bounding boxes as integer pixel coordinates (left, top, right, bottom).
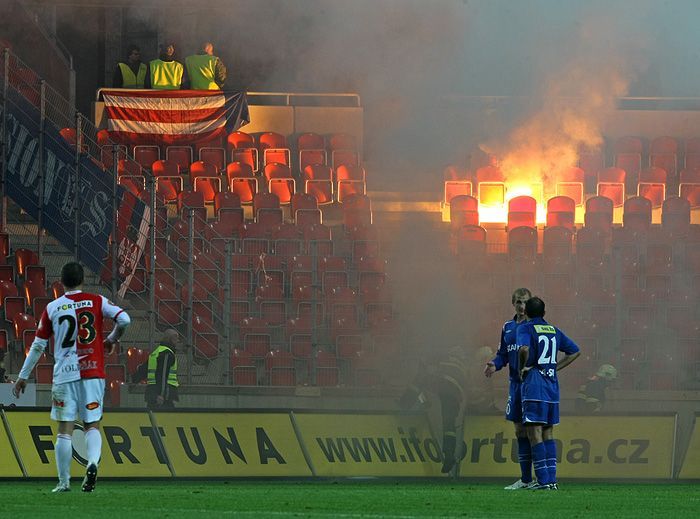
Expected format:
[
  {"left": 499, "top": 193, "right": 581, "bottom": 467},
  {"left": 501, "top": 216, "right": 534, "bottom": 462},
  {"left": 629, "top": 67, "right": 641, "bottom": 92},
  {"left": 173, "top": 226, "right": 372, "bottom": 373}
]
[
  {"left": 118, "top": 62, "right": 147, "bottom": 88},
  {"left": 185, "top": 54, "right": 219, "bottom": 90},
  {"left": 149, "top": 59, "right": 183, "bottom": 90},
  {"left": 147, "top": 345, "right": 179, "bottom": 387}
]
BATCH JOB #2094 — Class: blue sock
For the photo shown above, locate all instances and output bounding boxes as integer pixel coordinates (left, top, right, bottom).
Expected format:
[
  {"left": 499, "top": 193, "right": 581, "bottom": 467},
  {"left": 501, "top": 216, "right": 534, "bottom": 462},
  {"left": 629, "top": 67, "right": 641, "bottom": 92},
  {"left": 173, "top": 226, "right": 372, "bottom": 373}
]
[
  {"left": 517, "top": 437, "right": 533, "bottom": 483},
  {"left": 544, "top": 439, "right": 557, "bottom": 484},
  {"left": 531, "top": 442, "right": 549, "bottom": 485}
]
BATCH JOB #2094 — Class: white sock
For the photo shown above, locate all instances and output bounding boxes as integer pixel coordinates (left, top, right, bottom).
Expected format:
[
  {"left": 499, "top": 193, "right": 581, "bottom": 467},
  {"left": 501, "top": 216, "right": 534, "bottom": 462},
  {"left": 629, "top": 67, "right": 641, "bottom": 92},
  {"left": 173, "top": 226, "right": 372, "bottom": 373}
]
[
  {"left": 85, "top": 427, "right": 102, "bottom": 467},
  {"left": 55, "top": 434, "right": 72, "bottom": 485}
]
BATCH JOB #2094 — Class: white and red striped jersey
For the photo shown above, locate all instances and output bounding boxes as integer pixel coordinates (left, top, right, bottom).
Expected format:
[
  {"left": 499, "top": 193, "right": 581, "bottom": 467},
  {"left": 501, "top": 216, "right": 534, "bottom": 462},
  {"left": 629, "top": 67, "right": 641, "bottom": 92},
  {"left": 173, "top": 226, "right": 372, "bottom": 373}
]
[{"left": 35, "top": 290, "right": 125, "bottom": 383}]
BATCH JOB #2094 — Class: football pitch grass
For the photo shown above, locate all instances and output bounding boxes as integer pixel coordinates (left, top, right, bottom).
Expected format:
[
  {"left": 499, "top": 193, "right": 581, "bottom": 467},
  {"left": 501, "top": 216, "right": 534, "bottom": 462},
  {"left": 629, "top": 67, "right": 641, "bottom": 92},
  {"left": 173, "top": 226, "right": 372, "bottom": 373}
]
[{"left": 2, "top": 480, "right": 699, "bottom": 518}]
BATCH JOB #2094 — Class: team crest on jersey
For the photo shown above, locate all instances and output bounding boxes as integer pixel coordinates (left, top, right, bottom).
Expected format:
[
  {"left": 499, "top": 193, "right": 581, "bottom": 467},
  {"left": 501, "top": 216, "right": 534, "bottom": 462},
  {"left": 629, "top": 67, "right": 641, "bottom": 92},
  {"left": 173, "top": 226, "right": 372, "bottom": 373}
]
[
  {"left": 52, "top": 399, "right": 65, "bottom": 408},
  {"left": 85, "top": 401, "right": 100, "bottom": 410}
]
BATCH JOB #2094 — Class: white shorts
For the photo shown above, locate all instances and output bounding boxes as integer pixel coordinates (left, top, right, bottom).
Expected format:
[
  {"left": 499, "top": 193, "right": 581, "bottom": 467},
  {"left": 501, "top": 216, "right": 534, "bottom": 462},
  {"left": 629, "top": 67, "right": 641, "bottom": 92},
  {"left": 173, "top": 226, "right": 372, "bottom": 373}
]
[{"left": 50, "top": 378, "right": 105, "bottom": 423}]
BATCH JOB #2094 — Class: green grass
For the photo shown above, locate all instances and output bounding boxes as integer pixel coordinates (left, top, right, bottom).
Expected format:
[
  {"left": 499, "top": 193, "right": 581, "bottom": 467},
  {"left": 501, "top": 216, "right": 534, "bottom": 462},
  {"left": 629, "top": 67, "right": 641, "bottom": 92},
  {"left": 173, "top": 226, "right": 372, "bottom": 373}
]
[{"left": 1, "top": 480, "right": 698, "bottom": 518}]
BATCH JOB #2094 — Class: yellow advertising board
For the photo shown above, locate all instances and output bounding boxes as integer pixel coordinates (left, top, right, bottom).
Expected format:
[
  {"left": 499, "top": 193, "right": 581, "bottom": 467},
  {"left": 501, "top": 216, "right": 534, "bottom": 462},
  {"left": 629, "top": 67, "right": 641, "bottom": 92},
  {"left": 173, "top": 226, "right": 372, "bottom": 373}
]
[
  {"left": 153, "top": 412, "right": 311, "bottom": 477},
  {"left": 0, "top": 411, "right": 23, "bottom": 477},
  {"left": 678, "top": 415, "right": 700, "bottom": 479},
  {"left": 3, "top": 410, "right": 170, "bottom": 478},
  {"left": 294, "top": 413, "right": 443, "bottom": 477},
  {"left": 459, "top": 415, "right": 676, "bottom": 479}
]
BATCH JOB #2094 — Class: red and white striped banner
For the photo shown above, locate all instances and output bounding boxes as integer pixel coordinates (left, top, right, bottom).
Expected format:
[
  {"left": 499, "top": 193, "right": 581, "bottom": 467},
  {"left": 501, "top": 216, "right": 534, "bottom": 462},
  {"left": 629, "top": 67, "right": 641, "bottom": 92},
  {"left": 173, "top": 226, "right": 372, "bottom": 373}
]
[{"left": 101, "top": 89, "right": 248, "bottom": 146}]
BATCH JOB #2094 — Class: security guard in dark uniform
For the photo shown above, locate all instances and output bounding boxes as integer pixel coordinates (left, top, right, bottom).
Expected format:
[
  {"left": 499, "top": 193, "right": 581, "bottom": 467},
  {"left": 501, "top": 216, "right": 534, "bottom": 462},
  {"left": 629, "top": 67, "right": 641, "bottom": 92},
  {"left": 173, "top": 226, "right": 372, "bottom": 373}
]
[
  {"left": 145, "top": 329, "right": 182, "bottom": 409},
  {"left": 399, "top": 346, "right": 469, "bottom": 474}
]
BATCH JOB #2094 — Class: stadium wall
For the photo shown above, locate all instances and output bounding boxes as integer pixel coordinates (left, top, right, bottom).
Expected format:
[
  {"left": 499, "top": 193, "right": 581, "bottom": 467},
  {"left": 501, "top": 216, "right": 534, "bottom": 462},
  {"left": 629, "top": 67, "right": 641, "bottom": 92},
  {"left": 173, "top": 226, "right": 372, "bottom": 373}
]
[{"left": 1, "top": 408, "right": 697, "bottom": 480}]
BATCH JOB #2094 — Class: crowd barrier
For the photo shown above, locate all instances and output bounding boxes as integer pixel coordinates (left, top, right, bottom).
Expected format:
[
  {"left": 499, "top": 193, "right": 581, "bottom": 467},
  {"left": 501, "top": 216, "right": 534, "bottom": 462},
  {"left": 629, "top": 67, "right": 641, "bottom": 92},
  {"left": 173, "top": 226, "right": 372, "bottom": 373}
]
[{"left": 1, "top": 408, "right": 696, "bottom": 480}]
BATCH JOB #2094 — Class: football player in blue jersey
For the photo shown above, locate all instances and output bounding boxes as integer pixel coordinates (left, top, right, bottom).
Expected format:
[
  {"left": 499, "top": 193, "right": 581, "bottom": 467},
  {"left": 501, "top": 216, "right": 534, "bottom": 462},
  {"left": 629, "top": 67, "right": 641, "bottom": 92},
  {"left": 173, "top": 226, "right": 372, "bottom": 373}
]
[
  {"left": 484, "top": 287, "right": 534, "bottom": 490},
  {"left": 517, "top": 296, "right": 580, "bottom": 490}
]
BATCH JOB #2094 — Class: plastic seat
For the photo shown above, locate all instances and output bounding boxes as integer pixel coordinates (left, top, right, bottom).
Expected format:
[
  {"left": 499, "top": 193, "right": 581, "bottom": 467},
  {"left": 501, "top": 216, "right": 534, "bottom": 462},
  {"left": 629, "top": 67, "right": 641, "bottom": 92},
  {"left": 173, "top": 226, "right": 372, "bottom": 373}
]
[
  {"left": 614, "top": 136, "right": 643, "bottom": 190},
  {"left": 542, "top": 226, "right": 574, "bottom": 273},
  {"left": 315, "top": 350, "right": 339, "bottom": 386},
  {"left": 444, "top": 179, "right": 473, "bottom": 205},
  {"left": 578, "top": 147, "right": 605, "bottom": 193},
  {"left": 475, "top": 165, "right": 505, "bottom": 206},
  {"left": 253, "top": 193, "right": 280, "bottom": 221},
  {"left": 303, "top": 164, "right": 333, "bottom": 205},
  {"left": 661, "top": 196, "right": 690, "bottom": 237},
  {"left": 637, "top": 167, "right": 667, "bottom": 208},
  {"left": 166, "top": 145, "right": 193, "bottom": 174},
  {"left": 649, "top": 136, "right": 678, "bottom": 185},
  {"left": 335, "top": 165, "right": 366, "bottom": 202},
  {"left": 342, "top": 194, "right": 372, "bottom": 228},
  {"left": 678, "top": 168, "right": 700, "bottom": 208},
  {"left": 623, "top": 196, "right": 652, "bottom": 233},
  {"left": 508, "top": 226, "right": 538, "bottom": 264},
  {"left": 190, "top": 161, "right": 221, "bottom": 202},
  {"left": 507, "top": 196, "right": 536, "bottom": 230},
  {"left": 584, "top": 195, "right": 614, "bottom": 234},
  {"left": 199, "top": 147, "right": 226, "bottom": 173},
  {"left": 449, "top": 195, "right": 479, "bottom": 231},
  {"left": 230, "top": 349, "right": 257, "bottom": 386},
  {"left": 597, "top": 167, "right": 626, "bottom": 207},
  {"left": 546, "top": 195, "right": 575, "bottom": 230},
  {"left": 258, "top": 131, "right": 290, "bottom": 167},
  {"left": 14, "top": 248, "right": 39, "bottom": 278},
  {"left": 265, "top": 350, "right": 296, "bottom": 386},
  {"left": 298, "top": 132, "right": 327, "bottom": 173},
  {"left": 228, "top": 130, "right": 258, "bottom": 169},
  {"left": 452, "top": 225, "right": 487, "bottom": 261},
  {"left": 99, "top": 144, "right": 128, "bottom": 171},
  {"left": 685, "top": 137, "right": 700, "bottom": 170},
  {"left": 152, "top": 159, "right": 182, "bottom": 202},
  {"left": 13, "top": 312, "right": 36, "bottom": 341},
  {"left": 227, "top": 162, "right": 257, "bottom": 203},
  {"left": 556, "top": 166, "right": 585, "bottom": 206},
  {"left": 133, "top": 145, "right": 160, "bottom": 170},
  {"left": 117, "top": 159, "right": 145, "bottom": 195}
]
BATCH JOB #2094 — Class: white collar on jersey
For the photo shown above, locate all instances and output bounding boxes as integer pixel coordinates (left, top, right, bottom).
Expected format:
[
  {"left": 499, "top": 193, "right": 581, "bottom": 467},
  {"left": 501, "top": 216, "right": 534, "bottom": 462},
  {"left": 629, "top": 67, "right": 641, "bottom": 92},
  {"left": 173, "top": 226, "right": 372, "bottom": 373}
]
[{"left": 64, "top": 289, "right": 83, "bottom": 295}]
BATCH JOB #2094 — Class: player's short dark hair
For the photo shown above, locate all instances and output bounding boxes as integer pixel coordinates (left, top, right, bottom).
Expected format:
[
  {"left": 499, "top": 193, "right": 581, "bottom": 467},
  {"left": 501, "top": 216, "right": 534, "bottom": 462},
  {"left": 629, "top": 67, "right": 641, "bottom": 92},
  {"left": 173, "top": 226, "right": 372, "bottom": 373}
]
[
  {"left": 525, "top": 297, "right": 545, "bottom": 318},
  {"left": 512, "top": 287, "right": 532, "bottom": 304},
  {"left": 61, "top": 262, "right": 84, "bottom": 289}
]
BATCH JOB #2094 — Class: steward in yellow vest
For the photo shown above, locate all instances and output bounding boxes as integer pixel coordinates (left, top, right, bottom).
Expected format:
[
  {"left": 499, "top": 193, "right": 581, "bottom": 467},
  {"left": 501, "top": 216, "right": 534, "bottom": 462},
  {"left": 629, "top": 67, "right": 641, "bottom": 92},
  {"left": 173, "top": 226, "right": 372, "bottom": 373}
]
[
  {"left": 145, "top": 329, "right": 182, "bottom": 409},
  {"left": 145, "top": 42, "right": 185, "bottom": 90},
  {"left": 112, "top": 45, "right": 147, "bottom": 88},
  {"left": 185, "top": 42, "right": 227, "bottom": 90}
]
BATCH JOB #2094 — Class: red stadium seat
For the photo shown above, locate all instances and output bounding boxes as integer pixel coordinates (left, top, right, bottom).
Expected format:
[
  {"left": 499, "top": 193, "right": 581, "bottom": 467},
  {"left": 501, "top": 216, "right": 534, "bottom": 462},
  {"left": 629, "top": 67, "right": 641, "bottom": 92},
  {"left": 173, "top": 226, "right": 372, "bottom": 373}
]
[
  {"left": 166, "top": 145, "right": 193, "bottom": 174},
  {"left": 444, "top": 180, "right": 473, "bottom": 205},
  {"left": 190, "top": 161, "right": 221, "bottom": 202},
  {"left": 133, "top": 145, "right": 160, "bottom": 170},
  {"left": 199, "top": 147, "right": 226, "bottom": 173},
  {"left": 230, "top": 349, "right": 257, "bottom": 385},
  {"left": 578, "top": 147, "right": 604, "bottom": 193},
  {"left": 265, "top": 349, "right": 296, "bottom": 386},
  {"left": 14, "top": 248, "right": 39, "bottom": 279},
  {"left": 623, "top": 196, "right": 652, "bottom": 233},
  {"left": 227, "top": 162, "right": 257, "bottom": 203},
  {"left": 556, "top": 166, "right": 585, "bottom": 206},
  {"left": 452, "top": 225, "right": 487, "bottom": 261},
  {"left": 597, "top": 167, "right": 626, "bottom": 207},
  {"left": 546, "top": 195, "right": 575, "bottom": 230},
  {"left": 649, "top": 136, "right": 678, "bottom": 185},
  {"left": 258, "top": 132, "right": 290, "bottom": 167},
  {"left": 678, "top": 168, "right": 700, "bottom": 208},
  {"left": 342, "top": 194, "right": 373, "bottom": 228},
  {"left": 508, "top": 226, "right": 537, "bottom": 264},
  {"left": 661, "top": 196, "right": 690, "bottom": 237},
  {"left": 449, "top": 195, "right": 479, "bottom": 231},
  {"left": 315, "top": 350, "right": 339, "bottom": 386},
  {"left": 303, "top": 164, "right": 333, "bottom": 205},
  {"left": 13, "top": 312, "right": 36, "bottom": 341},
  {"left": 614, "top": 136, "right": 643, "bottom": 191},
  {"left": 684, "top": 137, "right": 700, "bottom": 170},
  {"left": 584, "top": 195, "right": 614, "bottom": 234},
  {"left": 152, "top": 159, "right": 182, "bottom": 202},
  {"left": 542, "top": 226, "right": 574, "bottom": 273},
  {"left": 476, "top": 165, "right": 505, "bottom": 205},
  {"left": 637, "top": 167, "right": 667, "bottom": 208},
  {"left": 507, "top": 196, "right": 536, "bottom": 230}
]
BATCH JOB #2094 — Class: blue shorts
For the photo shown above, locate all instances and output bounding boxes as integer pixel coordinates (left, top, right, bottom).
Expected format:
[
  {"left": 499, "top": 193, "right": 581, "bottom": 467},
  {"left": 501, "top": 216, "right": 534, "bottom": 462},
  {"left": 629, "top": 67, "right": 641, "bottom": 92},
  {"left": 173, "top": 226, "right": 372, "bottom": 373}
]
[
  {"left": 522, "top": 400, "right": 559, "bottom": 426},
  {"left": 505, "top": 380, "right": 523, "bottom": 423}
]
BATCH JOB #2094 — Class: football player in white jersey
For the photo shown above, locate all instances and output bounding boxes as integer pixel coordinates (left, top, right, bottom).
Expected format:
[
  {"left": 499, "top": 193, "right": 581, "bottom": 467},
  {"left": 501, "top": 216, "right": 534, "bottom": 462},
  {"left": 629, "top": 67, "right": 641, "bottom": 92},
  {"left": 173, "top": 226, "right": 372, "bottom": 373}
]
[{"left": 13, "top": 262, "right": 131, "bottom": 493}]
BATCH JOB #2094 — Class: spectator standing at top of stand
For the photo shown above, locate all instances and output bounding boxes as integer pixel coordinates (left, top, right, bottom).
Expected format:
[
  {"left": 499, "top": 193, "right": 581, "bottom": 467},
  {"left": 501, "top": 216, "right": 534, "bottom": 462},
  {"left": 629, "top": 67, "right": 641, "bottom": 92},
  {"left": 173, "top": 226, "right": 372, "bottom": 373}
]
[
  {"left": 146, "top": 42, "right": 185, "bottom": 90},
  {"left": 112, "top": 45, "right": 147, "bottom": 88},
  {"left": 185, "top": 41, "right": 227, "bottom": 90}
]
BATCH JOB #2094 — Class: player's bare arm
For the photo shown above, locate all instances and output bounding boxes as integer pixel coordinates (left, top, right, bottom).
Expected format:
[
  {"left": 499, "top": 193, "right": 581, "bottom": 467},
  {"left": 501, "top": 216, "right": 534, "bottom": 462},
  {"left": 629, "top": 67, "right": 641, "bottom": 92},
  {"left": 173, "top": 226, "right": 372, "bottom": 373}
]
[
  {"left": 556, "top": 351, "right": 581, "bottom": 372},
  {"left": 12, "top": 378, "right": 27, "bottom": 398},
  {"left": 518, "top": 345, "right": 530, "bottom": 381},
  {"left": 484, "top": 361, "right": 496, "bottom": 377}
]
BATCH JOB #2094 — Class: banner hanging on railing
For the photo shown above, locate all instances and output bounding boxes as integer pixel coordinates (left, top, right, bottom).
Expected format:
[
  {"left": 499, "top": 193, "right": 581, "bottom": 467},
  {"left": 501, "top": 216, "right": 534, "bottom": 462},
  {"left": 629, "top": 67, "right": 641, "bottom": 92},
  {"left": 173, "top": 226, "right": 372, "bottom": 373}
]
[
  {"left": 100, "top": 89, "right": 249, "bottom": 147},
  {"left": 3, "top": 87, "right": 148, "bottom": 296}
]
